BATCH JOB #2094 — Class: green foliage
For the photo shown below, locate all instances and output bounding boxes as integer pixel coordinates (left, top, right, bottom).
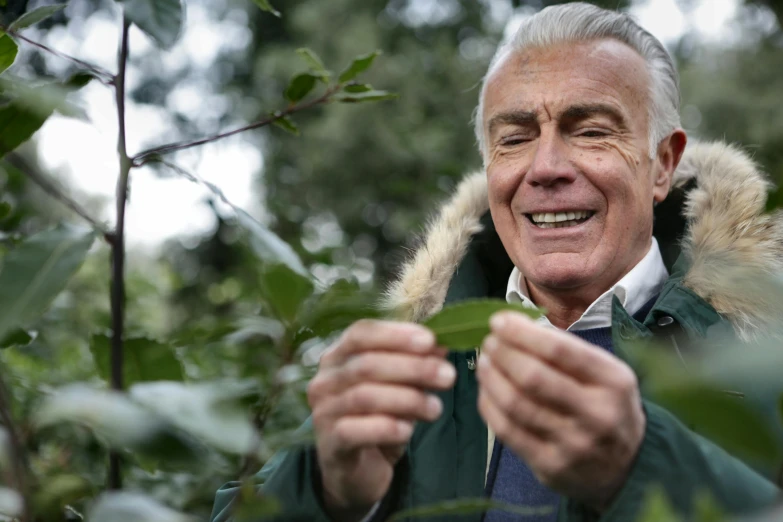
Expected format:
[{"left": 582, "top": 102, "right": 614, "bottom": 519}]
[
  {"left": 8, "top": 5, "right": 66, "bottom": 31},
  {"left": 90, "top": 334, "right": 185, "bottom": 386},
  {"left": 334, "top": 89, "right": 398, "bottom": 103},
  {"left": 0, "top": 328, "right": 35, "bottom": 348},
  {"left": 251, "top": 0, "right": 280, "bottom": 18},
  {"left": 296, "top": 48, "right": 330, "bottom": 82},
  {"left": 637, "top": 487, "right": 681, "bottom": 522},
  {"left": 338, "top": 50, "right": 381, "bottom": 83},
  {"left": 390, "top": 498, "right": 553, "bottom": 520},
  {"left": 0, "top": 224, "right": 94, "bottom": 342},
  {"left": 235, "top": 208, "right": 309, "bottom": 277},
  {"left": 422, "top": 299, "right": 543, "bottom": 350},
  {"left": 118, "top": 0, "right": 184, "bottom": 49},
  {"left": 284, "top": 72, "right": 318, "bottom": 103},
  {"left": 0, "top": 34, "right": 18, "bottom": 74},
  {"left": 259, "top": 264, "right": 314, "bottom": 324}
]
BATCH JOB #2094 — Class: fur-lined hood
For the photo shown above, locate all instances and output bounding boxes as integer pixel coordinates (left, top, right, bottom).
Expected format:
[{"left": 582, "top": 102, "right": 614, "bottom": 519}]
[{"left": 383, "top": 141, "right": 783, "bottom": 340}]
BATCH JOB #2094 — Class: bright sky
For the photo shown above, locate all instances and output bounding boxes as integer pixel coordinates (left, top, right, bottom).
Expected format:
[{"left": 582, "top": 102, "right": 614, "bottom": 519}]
[{"left": 29, "top": 0, "right": 740, "bottom": 249}]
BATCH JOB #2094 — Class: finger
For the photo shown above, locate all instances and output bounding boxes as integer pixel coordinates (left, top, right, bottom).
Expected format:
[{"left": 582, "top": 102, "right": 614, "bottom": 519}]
[
  {"left": 477, "top": 354, "right": 566, "bottom": 438},
  {"left": 480, "top": 335, "right": 583, "bottom": 414},
  {"left": 316, "top": 383, "right": 443, "bottom": 424},
  {"left": 489, "top": 312, "right": 620, "bottom": 384},
  {"left": 321, "top": 320, "right": 439, "bottom": 368},
  {"left": 330, "top": 415, "right": 414, "bottom": 451},
  {"left": 309, "top": 352, "right": 456, "bottom": 400},
  {"left": 478, "top": 389, "right": 545, "bottom": 466}
]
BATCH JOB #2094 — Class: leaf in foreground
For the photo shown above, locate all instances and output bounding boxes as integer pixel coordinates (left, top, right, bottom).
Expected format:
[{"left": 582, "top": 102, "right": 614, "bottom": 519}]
[
  {"left": 338, "top": 51, "right": 381, "bottom": 83},
  {"left": 235, "top": 208, "right": 309, "bottom": 277},
  {"left": 390, "top": 498, "right": 553, "bottom": 521},
  {"left": 0, "top": 34, "right": 18, "bottom": 75},
  {"left": 252, "top": 0, "right": 281, "bottom": 17},
  {"left": 422, "top": 299, "right": 544, "bottom": 350},
  {"left": 0, "top": 328, "right": 36, "bottom": 348},
  {"left": 90, "top": 334, "right": 185, "bottom": 386},
  {"left": 260, "top": 263, "right": 314, "bottom": 323},
  {"left": 8, "top": 5, "right": 66, "bottom": 31},
  {"left": 0, "top": 224, "right": 94, "bottom": 342},
  {"left": 87, "top": 492, "right": 195, "bottom": 522},
  {"left": 120, "top": 0, "right": 184, "bottom": 50}
]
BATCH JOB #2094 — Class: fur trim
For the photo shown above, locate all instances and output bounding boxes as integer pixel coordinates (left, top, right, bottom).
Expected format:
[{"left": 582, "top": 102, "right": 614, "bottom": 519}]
[{"left": 383, "top": 142, "right": 783, "bottom": 339}]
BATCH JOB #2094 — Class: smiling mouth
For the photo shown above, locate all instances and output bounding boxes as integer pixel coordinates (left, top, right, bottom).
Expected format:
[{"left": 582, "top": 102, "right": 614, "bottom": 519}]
[{"left": 525, "top": 210, "right": 595, "bottom": 229}]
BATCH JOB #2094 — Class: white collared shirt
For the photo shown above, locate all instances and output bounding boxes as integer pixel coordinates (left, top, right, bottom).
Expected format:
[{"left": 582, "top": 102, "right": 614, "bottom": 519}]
[{"left": 505, "top": 237, "right": 669, "bottom": 331}]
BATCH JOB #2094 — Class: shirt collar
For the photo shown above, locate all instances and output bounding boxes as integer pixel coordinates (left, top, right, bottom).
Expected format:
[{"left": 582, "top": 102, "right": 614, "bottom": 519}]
[{"left": 505, "top": 237, "right": 668, "bottom": 331}]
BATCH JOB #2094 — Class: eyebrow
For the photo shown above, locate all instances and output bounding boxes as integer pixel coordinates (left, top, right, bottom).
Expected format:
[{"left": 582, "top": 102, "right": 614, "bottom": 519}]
[
  {"left": 560, "top": 103, "right": 626, "bottom": 127},
  {"left": 487, "top": 110, "right": 538, "bottom": 137}
]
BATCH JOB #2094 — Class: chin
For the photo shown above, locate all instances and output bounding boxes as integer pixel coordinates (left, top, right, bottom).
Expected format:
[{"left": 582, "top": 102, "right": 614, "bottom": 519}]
[{"left": 522, "top": 255, "right": 596, "bottom": 290}]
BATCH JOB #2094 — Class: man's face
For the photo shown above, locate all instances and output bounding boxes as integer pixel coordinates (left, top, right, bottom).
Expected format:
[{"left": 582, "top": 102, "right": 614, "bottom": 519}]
[{"left": 483, "top": 39, "right": 676, "bottom": 299}]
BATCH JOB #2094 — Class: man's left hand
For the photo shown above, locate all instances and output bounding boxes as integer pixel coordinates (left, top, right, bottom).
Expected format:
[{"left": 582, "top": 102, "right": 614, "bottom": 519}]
[{"left": 476, "top": 311, "right": 646, "bottom": 510}]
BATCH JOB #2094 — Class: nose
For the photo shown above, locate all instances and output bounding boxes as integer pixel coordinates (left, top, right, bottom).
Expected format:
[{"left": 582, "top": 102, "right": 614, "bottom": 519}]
[{"left": 525, "top": 127, "right": 577, "bottom": 188}]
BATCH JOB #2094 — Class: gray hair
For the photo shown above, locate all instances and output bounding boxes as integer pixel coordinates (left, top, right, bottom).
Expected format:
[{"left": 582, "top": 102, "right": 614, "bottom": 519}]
[{"left": 474, "top": 2, "right": 681, "bottom": 162}]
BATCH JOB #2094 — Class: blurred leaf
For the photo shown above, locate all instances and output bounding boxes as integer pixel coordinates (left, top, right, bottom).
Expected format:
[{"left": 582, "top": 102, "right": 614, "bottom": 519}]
[
  {"left": 234, "top": 484, "right": 280, "bottom": 522},
  {"left": 766, "top": 187, "right": 782, "bottom": 212},
  {"left": 0, "top": 94, "right": 49, "bottom": 156},
  {"left": 0, "top": 328, "right": 35, "bottom": 348},
  {"left": 169, "top": 320, "right": 236, "bottom": 346},
  {"left": 422, "top": 299, "right": 544, "bottom": 350},
  {"left": 90, "top": 334, "right": 185, "bottom": 386},
  {"left": 343, "top": 83, "right": 373, "bottom": 93},
  {"left": 0, "top": 73, "right": 93, "bottom": 125},
  {"left": 653, "top": 383, "right": 780, "bottom": 463},
  {"left": 390, "top": 498, "right": 553, "bottom": 521},
  {"left": 296, "top": 48, "right": 330, "bottom": 82},
  {"left": 284, "top": 73, "right": 318, "bottom": 103},
  {"left": 693, "top": 490, "right": 726, "bottom": 522},
  {"left": 251, "top": 0, "right": 280, "bottom": 17},
  {"left": 227, "top": 316, "right": 285, "bottom": 344},
  {"left": 235, "top": 208, "right": 309, "bottom": 277},
  {"left": 778, "top": 393, "right": 783, "bottom": 424},
  {"left": 0, "top": 224, "right": 94, "bottom": 343},
  {"left": 8, "top": 5, "right": 66, "bottom": 31},
  {"left": 0, "top": 201, "right": 12, "bottom": 219},
  {"left": 130, "top": 380, "right": 261, "bottom": 454},
  {"left": 34, "top": 385, "right": 199, "bottom": 463},
  {"left": 0, "top": 487, "right": 21, "bottom": 518},
  {"left": 33, "top": 474, "right": 92, "bottom": 520},
  {"left": 272, "top": 114, "right": 300, "bottom": 135},
  {"left": 335, "top": 90, "right": 398, "bottom": 103},
  {"left": 0, "top": 35, "right": 18, "bottom": 75},
  {"left": 301, "top": 280, "right": 380, "bottom": 338},
  {"left": 338, "top": 51, "right": 380, "bottom": 83},
  {"left": 637, "top": 487, "right": 681, "bottom": 522},
  {"left": 87, "top": 492, "right": 195, "bottom": 522},
  {"left": 260, "top": 264, "right": 314, "bottom": 324},
  {"left": 119, "top": 0, "right": 184, "bottom": 49}
]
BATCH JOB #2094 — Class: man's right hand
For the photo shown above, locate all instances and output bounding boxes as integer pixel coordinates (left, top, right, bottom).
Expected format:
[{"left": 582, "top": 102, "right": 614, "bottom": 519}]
[{"left": 307, "top": 320, "right": 456, "bottom": 521}]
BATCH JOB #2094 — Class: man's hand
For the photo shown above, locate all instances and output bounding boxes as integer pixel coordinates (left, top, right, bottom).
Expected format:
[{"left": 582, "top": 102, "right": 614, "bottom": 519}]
[
  {"left": 307, "top": 320, "right": 456, "bottom": 521},
  {"left": 476, "top": 312, "right": 645, "bottom": 510}
]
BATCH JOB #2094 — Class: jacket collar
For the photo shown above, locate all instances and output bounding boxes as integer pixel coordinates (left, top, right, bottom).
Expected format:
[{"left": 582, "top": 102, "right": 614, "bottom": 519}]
[{"left": 382, "top": 141, "right": 783, "bottom": 341}]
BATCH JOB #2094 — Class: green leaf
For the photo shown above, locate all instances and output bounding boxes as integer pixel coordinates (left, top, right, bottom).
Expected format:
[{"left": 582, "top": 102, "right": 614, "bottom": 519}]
[
  {"left": 637, "top": 487, "right": 681, "bottom": 522},
  {"left": 33, "top": 474, "right": 92, "bottom": 520},
  {"left": 693, "top": 491, "right": 726, "bottom": 522},
  {"left": 0, "top": 35, "right": 18, "bottom": 75},
  {"left": 234, "top": 208, "right": 309, "bottom": 277},
  {"left": 0, "top": 328, "right": 35, "bottom": 348},
  {"left": 272, "top": 114, "right": 300, "bottom": 135},
  {"left": 338, "top": 51, "right": 381, "bottom": 83},
  {"left": 301, "top": 279, "right": 381, "bottom": 338},
  {"left": 0, "top": 224, "right": 94, "bottom": 343},
  {"left": 251, "top": 0, "right": 280, "bottom": 17},
  {"left": 119, "top": 0, "right": 184, "bottom": 50},
  {"left": 343, "top": 83, "right": 373, "bottom": 93},
  {"left": 284, "top": 73, "right": 318, "bottom": 103},
  {"left": 390, "top": 498, "right": 553, "bottom": 521},
  {"left": 8, "top": 5, "right": 66, "bottom": 31},
  {"left": 652, "top": 383, "right": 780, "bottom": 463},
  {"left": 260, "top": 264, "right": 314, "bottom": 324},
  {"left": 422, "top": 299, "right": 544, "bottom": 350},
  {"left": 296, "top": 48, "right": 330, "bottom": 82},
  {"left": 89, "top": 334, "right": 185, "bottom": 386},
  {"left": 87, "top": 492, "right": 195, "bottom": 522},
  {"left": 234, "top": 484, "right": 280, "bottom": 522},
  {"left": 0, "top": 201, "right": 11, "bottom": 220},
  {"left": 334, "top": 90, "right": 398, "bottom": 103}
]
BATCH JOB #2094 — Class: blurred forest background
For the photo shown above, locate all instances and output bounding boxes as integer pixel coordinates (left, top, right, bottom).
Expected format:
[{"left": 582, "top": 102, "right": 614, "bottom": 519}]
[{"left": 1, "top": 0, "right": 783, "bottom": 520}]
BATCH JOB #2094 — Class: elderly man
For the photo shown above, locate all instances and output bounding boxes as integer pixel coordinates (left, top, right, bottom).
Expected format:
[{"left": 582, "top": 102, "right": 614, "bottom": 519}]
[{"left": 211, "top": 3, "right": 782, "bottom": 522}]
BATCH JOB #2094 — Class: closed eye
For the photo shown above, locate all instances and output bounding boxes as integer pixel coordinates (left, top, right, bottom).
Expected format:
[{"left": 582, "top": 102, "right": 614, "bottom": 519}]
[{"left": 577, "top": 130, "right": 608, "bottom": 138}]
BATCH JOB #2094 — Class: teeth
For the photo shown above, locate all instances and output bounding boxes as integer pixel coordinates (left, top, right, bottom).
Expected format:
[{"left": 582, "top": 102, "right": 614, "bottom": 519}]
[{"left": 531, "top": 211, "right": 591, "bottom": 224}]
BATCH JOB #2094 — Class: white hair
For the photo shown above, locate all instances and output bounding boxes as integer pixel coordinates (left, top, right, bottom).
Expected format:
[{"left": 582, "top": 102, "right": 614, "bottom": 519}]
[{"left": 474, "top": 2, "right": 681, "bottom": 162}]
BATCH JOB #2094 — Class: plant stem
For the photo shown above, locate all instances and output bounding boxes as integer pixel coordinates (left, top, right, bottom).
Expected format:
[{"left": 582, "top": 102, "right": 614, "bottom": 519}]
[
  {"left": 4, "top": 154, "right": 112, "bottom": 240},
  {"left": 108, "top": 15, "right": 131, "bottom": 492},
  {"left": 0, "top": 362, "right": 31, "bottom": 522},
  {"left": 132, "top": 87, "right": 340, "bottom": 166},
  {"left": 0, "top": 25, "right": 115, "bottom": 84}
]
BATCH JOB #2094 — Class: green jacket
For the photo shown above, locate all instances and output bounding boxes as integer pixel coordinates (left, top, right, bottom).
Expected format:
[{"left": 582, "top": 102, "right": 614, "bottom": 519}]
[{"left": 211, "top": 142, "right": 782, "bottom": 522}]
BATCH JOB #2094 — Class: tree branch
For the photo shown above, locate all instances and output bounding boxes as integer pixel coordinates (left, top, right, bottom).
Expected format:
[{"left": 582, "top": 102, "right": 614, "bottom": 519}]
[
  {"left": 132, "top": 87, "right": 340, "bottom": 166},
  {"left": 0, "top": 362, "right": 31, "bottom": 522},
  {"left": 4, "top": 154, "right": 112, "bottom": 240},
  {"left": 0, "top": 25, "right": 115, "bottom": 85},
  {"left": 107, "top": 15, "right": 131, "bottom": 492}
]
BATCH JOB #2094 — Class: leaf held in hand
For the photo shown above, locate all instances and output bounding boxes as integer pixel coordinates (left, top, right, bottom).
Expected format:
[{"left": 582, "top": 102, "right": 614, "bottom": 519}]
[
  {"left": 338, "top": 51, "right": 381, "bottom": 83},
  {"left": 422, "top": 299, "right": 543, "bottom": 350}
]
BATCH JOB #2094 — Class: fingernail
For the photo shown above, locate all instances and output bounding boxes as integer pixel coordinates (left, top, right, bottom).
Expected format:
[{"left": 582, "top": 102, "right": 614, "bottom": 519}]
[
  {"left": 437, "top": 363, "right": 456, "bottom": 385},
  {"left": 490, "top": 313, "right": 507, "bottom": 331},
  {"left": 426, "top": 396, "right": 443, "bottom": 417},
  {"left": 411, "top": 330, "right": 435, "bottom": 350}
]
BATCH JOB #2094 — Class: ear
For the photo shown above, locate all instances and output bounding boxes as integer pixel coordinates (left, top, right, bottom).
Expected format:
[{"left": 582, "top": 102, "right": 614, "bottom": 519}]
[{"left": 652, "top": 129, "right": 687, "bottom": 204}]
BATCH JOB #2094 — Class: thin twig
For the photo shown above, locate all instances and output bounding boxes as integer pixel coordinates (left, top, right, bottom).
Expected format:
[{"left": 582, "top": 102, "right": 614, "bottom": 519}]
[
  {"left": 107, "top": 15, "right": 131, "bottom": 492},
  {"left": 0, "top": 362, "right": 31, "bottom": 522},
  {"left": 132, "top": 87, "right": 340, "bottom": 166},
  {"left": 4, "top": 154, "right": 112, "bottom": 240},
  {"left": 0, "top": 24, "right": 115, "bottom": 85}
]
